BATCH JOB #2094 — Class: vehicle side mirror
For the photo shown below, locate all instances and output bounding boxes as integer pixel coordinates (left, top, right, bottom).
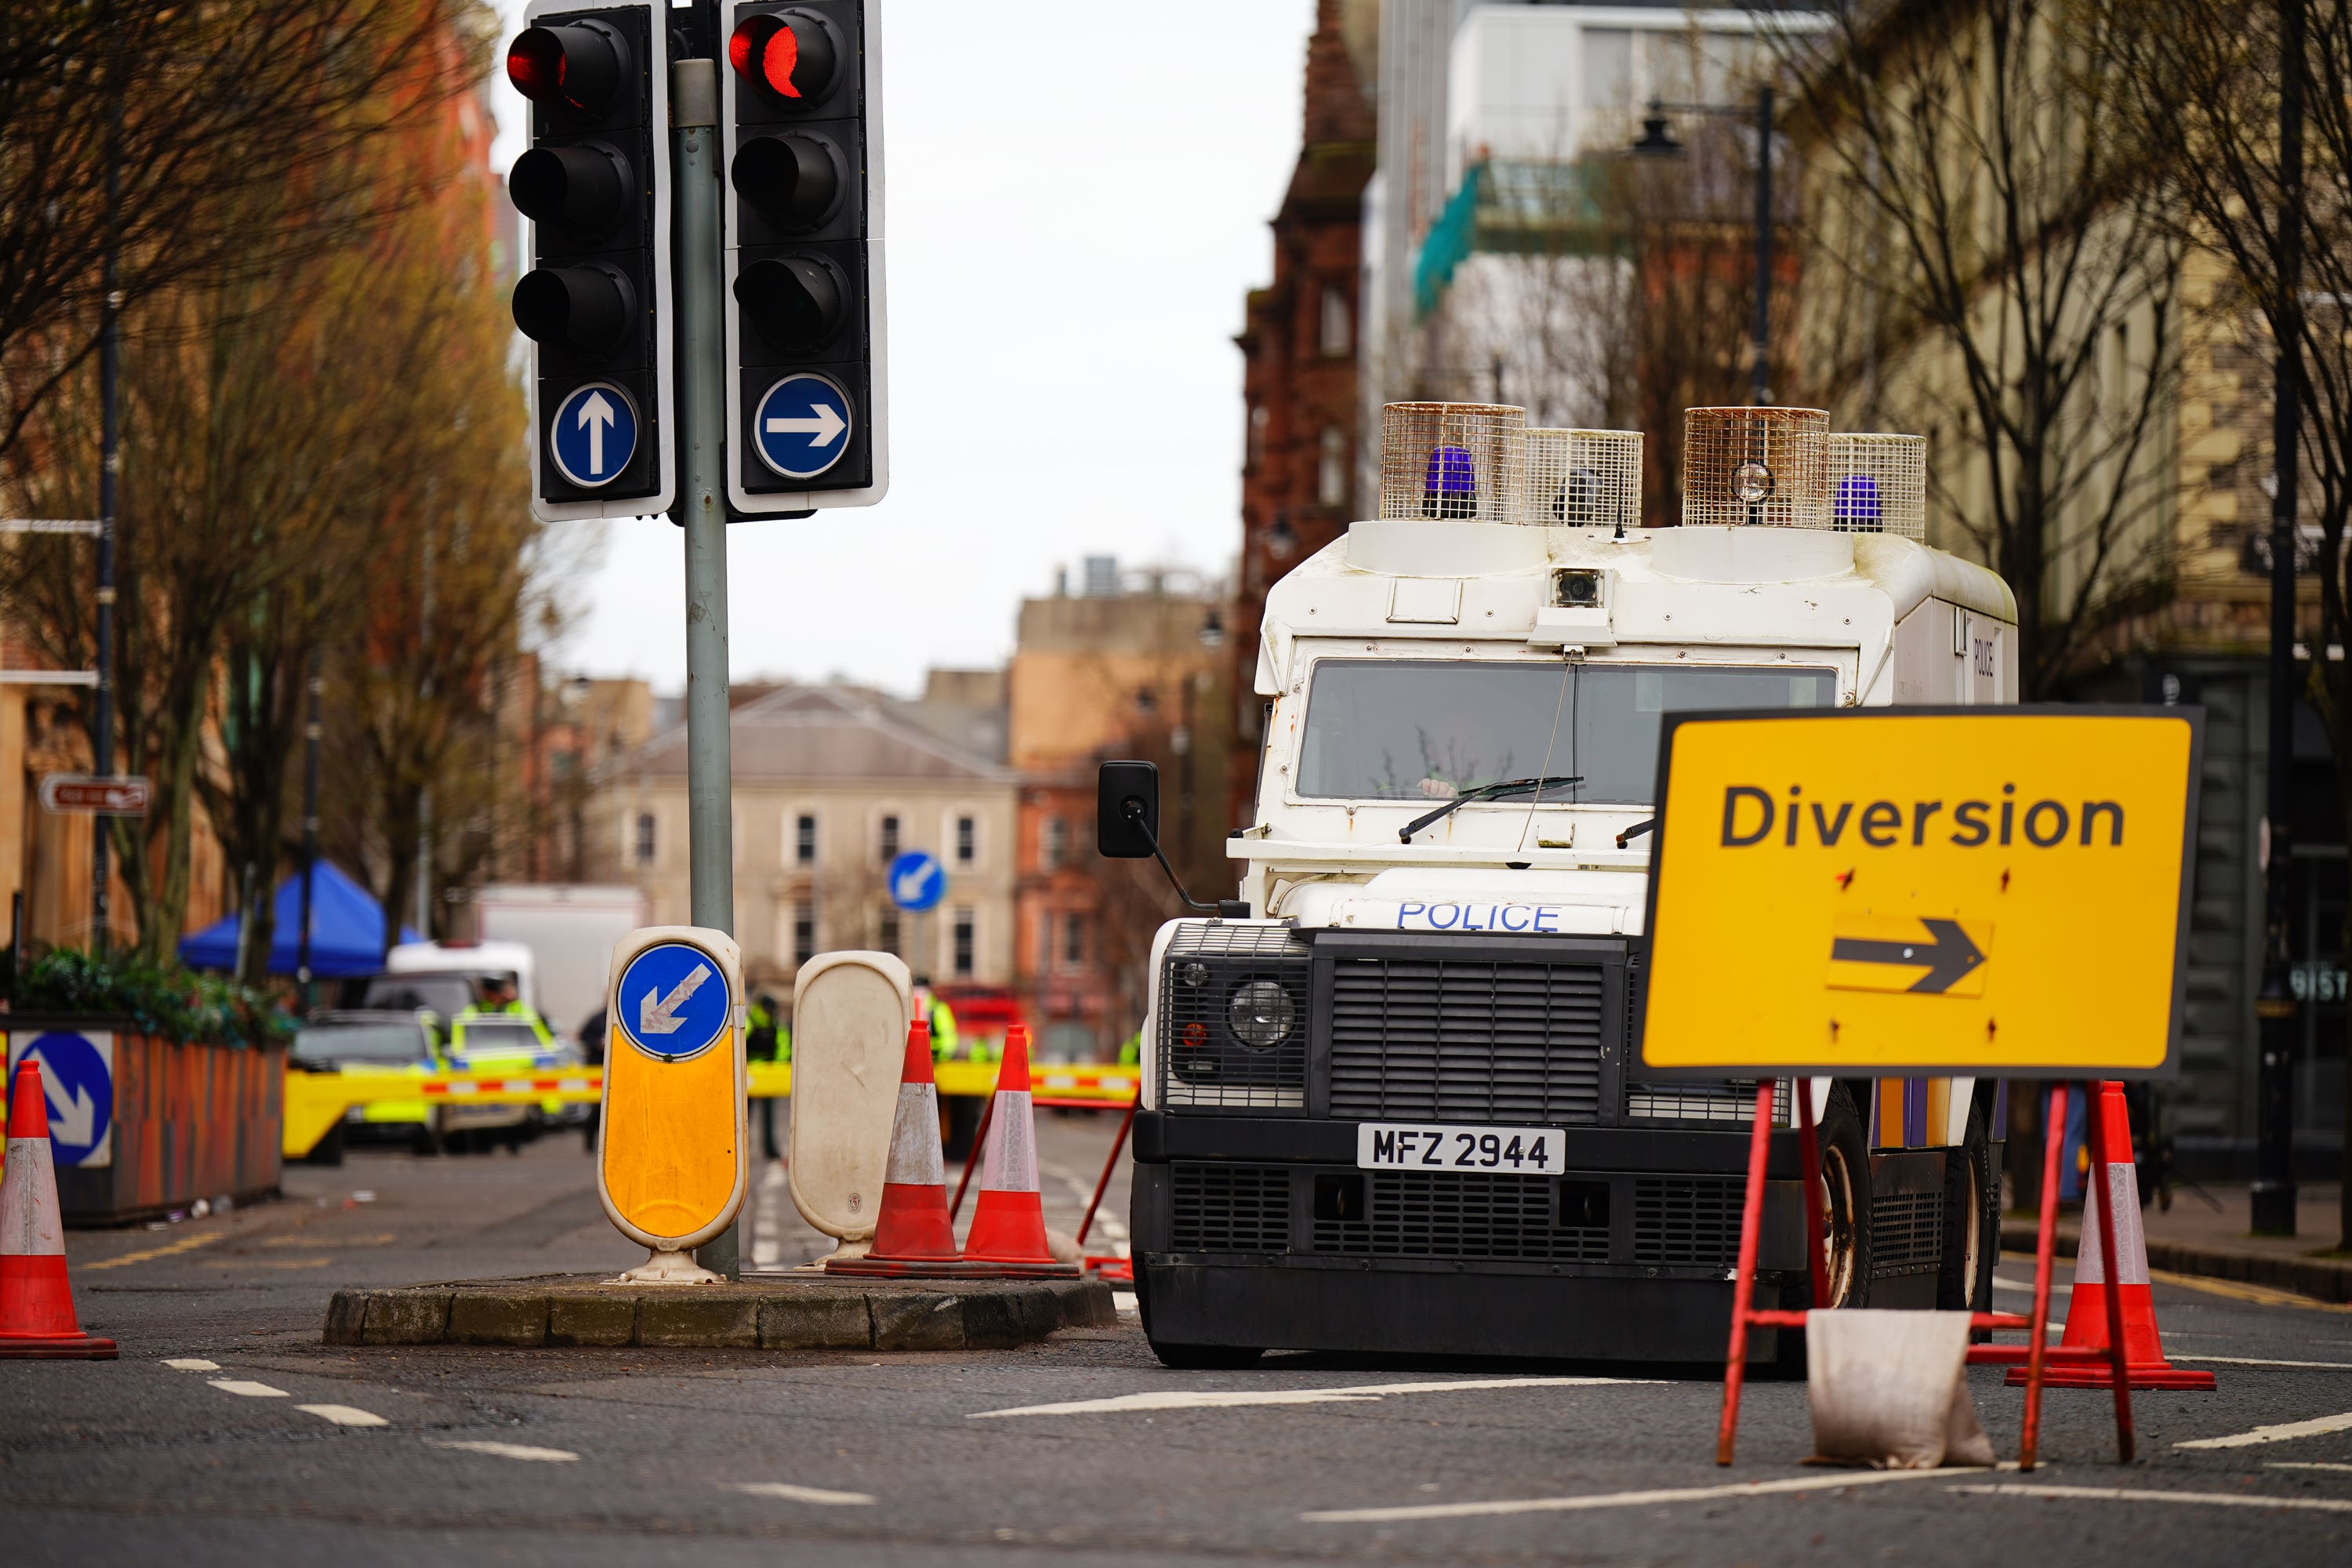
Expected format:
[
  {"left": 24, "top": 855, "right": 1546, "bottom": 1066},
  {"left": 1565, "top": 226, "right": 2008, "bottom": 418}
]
[{"left": 1097, "top": 760, "right": 1161, "bottom": 858}]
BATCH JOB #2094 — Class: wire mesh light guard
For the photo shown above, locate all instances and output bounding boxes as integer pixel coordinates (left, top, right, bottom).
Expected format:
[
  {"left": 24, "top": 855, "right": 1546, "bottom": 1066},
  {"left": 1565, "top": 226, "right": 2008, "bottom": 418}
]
[
  {"left": 1515, "top": 428, "right": 1643, "bottom": 528},
  {"left": 1680, "top": 406, "right": 1831, "bottom": 529},
  {"left": 1379, "top": 402, "right": 1525, "bottom": 522},
  {"left": 1823, "top": 432, "right": 1927, "bottom": 538}
]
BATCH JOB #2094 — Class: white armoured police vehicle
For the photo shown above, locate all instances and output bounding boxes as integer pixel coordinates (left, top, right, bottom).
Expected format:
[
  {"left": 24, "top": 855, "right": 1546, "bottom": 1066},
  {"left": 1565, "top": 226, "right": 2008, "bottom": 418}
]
[{"left": 1101, "top": 403, "right": 2019, "bottom": 1367}]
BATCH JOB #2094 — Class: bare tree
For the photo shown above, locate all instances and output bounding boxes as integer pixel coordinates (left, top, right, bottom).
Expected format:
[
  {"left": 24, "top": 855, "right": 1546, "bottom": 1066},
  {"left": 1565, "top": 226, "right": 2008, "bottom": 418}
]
[
  {"left": 0, "top": 0, "right": 485, "bottom": 473},
  {"left": 2103, "top": 0, "right": 2352, "bottom": 1243},
  {"left": 1772, "top": 0, "right": 2183, "bottom": 697}
]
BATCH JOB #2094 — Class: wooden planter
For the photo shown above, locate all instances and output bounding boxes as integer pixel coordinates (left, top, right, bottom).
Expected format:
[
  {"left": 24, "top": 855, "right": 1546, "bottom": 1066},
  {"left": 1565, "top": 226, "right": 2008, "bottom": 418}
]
[{"left": 3, "top": 1014, "right": 284, "bottom": 1226}]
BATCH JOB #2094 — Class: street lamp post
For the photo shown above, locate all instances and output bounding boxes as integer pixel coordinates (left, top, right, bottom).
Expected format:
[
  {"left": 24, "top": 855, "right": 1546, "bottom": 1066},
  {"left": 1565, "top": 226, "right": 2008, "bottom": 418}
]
[
  {"left": 1632, "top": 86, "right": 1778, "bottom": 408},
  {"left": 2254, "top": 0, "right": 2307, "bottom": 1236}
]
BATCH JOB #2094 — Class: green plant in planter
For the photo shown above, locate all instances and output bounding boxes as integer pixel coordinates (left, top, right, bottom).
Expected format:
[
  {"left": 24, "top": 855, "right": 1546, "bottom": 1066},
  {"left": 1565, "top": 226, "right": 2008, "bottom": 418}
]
[{"left": 4, "top": 949, "right": 292, "bottom": 1051}]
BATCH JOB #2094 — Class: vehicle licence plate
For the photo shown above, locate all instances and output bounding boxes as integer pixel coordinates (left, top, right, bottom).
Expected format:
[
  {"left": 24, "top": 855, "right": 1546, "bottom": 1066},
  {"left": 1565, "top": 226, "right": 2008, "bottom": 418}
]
[{"left": 1356, "top": 1122, "right": 1566, "bottom": 1175}]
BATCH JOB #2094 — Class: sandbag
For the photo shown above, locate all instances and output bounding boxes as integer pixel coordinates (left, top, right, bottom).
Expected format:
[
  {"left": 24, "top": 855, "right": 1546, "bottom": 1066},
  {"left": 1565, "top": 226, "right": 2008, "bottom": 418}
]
[{"left": 1805, "top": 1308, "right": 1995, "bottom": 1469}]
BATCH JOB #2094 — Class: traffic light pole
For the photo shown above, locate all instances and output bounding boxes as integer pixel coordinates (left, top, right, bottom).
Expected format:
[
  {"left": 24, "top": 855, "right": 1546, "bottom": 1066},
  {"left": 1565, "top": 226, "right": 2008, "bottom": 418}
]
[{"left": 672, "top": 55, "right": 740, "bottom": 1279}]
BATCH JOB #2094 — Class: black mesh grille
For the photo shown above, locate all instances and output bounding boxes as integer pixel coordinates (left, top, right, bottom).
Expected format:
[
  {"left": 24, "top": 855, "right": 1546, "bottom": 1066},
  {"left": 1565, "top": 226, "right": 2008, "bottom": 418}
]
[
  {"left": 1170, "top": 1163, "right": 1291, "bottom": 1253},
  {"left": 1328, "top": 956, "right": 1605, "bottom": 1123},
  {"left": 1632, "top": 1175, "right": 1744, "bottom": 1266},
  {"left": 1312, "top": 1172, "right": 1608, "bottom": 1262},
  {"left": 1871, "top": 1190, "right": 1943, "bottom": 1278},
  {"left": 1159, "top": 924, "right": 1310, "bottom": 1112}
]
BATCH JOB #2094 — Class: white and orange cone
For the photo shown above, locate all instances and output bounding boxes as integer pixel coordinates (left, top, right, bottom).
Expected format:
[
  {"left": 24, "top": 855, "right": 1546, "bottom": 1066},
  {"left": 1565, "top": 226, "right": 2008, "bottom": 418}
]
[
  {"left": 827, "top": 1021, "right": 961, "bottom": 1276},
  {"left": 0, "top": 1059, "right": 116, "bottom": 1359},
  {"left": 960, "top": 1025, "right": 1076, "bottom": 1277},
  {"left": 2008, "top": 1080, "right": 2212, "bottom": 1392}
]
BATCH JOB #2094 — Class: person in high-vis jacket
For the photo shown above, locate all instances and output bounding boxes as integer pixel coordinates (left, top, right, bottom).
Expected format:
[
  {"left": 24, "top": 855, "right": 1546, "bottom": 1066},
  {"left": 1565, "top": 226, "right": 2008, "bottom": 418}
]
[{"left": 748, "top": 993, "right": 785, "bottom": 1160}]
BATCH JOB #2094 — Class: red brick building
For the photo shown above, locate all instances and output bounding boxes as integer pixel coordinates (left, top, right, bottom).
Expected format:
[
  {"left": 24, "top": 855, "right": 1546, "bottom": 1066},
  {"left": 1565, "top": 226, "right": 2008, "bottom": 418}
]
[{"left": 1229, "top": 0, "right": 1377, "bottom": 825}]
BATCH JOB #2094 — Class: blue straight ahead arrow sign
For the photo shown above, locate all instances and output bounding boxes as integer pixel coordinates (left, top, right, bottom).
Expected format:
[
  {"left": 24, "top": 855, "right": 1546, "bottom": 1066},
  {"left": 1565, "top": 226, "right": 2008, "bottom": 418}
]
[{"left": 549, "top": 381, "right": 641, "bottom": 488}]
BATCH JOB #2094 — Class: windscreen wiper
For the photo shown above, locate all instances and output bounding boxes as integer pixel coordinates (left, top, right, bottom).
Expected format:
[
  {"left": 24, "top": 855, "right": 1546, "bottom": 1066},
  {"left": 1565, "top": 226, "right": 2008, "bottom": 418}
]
[{"left": 1399, "top": 775, "right": 1583, "bottom": 844}]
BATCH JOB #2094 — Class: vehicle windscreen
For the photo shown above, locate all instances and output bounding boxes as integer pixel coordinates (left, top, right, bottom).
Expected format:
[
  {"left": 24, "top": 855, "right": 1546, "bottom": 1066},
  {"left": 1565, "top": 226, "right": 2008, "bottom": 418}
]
[
  {"left": 1297, "top": 659, "right": 1838, "bottom": 805},
  {"left": 454, "top": 1021, "right": 544, "bottom": 1057},
  {"left": 354, "top": 974, "right": 475, "bottom": 1018},
  {"left": 292, "top": 1023, "right": 430, "bottom": 1065}
]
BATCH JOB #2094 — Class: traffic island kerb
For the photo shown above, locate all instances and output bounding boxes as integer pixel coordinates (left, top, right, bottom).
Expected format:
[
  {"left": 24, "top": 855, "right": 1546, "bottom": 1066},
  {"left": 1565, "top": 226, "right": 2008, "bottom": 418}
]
[{"left": 323, "top": 1274, "right": 1114, "bottom": 1351}]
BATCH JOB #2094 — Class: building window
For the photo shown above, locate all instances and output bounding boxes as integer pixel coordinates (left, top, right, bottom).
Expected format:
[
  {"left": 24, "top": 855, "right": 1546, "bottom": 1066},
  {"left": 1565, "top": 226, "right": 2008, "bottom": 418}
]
[
  {"left": 1318, "top": 426, "right": 1348, "bottom": 507},
  {"left": 1041, "top": 816, "right": 1066, "bottom": 870},
  {"left": 795, "top": 813, "right": 817, "bottom": 866},
  {"left": 953, "top": 906, "right": 975, "bottom": 978},
  {"left": 634, "top": 811, "right": 656, "bottom": 866},
  {"left": 1038, "top": 908, "right": 1055, "bottom": 972},
  {"left": 956, "top": 815, "right": 976, "bottom": 866},
  {"left": 878, "top": 906, "right": 901, "bottom": 956},
  {"left": 1319, "top": 284, "right": 1351, "bottom": 356},
  {"left": 878, "top": 814, "right": 900, "bottom": 863},
  {"left": 1062, "top": 912, "right": 1085, "bottom": 967},
  {"left": 793, "top": 900, "right": 816, "bottom": 967},
  {"left": 1247, "top": 403, "right": 1269, "bottom": 470}
]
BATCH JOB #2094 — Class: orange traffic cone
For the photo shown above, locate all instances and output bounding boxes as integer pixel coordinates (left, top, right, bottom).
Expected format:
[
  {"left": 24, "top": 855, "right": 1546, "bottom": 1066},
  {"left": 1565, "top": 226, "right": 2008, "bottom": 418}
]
[
  {"left": 827, "top": 1022, "right": 961, "bottom": 1276},
  {"left": 960, "top": 1025, "right": 1076, "bottom": 1278},
  {"left": 0, "top": 1060, "right": 117, "bottom": 1359},
  {"left": 2009, "top": 1080, "right": 2212, "bottom": 1391}
]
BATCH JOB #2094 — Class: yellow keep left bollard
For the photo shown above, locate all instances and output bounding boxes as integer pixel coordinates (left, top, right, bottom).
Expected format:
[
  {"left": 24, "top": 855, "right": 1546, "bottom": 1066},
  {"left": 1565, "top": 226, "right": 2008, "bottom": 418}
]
[{"left": 597, "top": 926, "right": 746, "bottom": 1283}]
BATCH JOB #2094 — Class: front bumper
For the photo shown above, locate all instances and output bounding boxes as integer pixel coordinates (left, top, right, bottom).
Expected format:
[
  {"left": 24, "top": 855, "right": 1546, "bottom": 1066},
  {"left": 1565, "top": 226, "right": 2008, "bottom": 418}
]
[{"left": 1131, "top": 1113, "right": 1811, "bottom": 1362}]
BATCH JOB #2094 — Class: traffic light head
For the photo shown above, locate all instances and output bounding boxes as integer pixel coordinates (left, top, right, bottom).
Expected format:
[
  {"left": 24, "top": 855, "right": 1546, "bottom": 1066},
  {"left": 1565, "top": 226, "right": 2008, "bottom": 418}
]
[
  {"left": 728, "top": 11, "right": 841, "bottom": 102},
  {"left": 508, "top": 21, "right": 626, "bottom": 114},
  {"left": 511, "top": 2, "right": 672, "bottom": 521},
  {"left": 721, "top": 1, "right": 885, "bottom": 513}
]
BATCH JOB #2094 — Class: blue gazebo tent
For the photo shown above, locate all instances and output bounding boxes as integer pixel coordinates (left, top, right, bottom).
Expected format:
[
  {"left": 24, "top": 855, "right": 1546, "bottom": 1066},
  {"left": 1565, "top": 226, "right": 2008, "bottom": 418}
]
[{"left": 179, "top": 861, "right": 419, "bottom": 978}]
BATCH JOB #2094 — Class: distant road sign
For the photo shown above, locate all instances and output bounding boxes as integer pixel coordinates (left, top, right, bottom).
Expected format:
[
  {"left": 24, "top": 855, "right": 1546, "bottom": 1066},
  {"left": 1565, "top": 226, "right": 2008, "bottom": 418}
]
[
  {"left": 38, "top": 775, "right": 151, "bottom": 816},
  {"left": 1639, "top": 706, "right": 2200, "bottom": 1079},
  {"left": 548, "top": 380, "right": 640, "bottom": 489},
  {"left": 887, "top": 850, "right": 946, "bottom": 913},
  {"left": 751, "top": 372, "right": 852, "bottom": 480},
  {"left": 6, "top": 1031, "right": 114, "bottom": 1167}
]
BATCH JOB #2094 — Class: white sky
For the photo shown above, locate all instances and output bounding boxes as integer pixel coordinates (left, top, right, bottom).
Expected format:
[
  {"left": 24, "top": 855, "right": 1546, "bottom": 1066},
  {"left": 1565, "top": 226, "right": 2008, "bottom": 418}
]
[{"left": 492, "top": 1, "right": 1318, "bottom": 694}]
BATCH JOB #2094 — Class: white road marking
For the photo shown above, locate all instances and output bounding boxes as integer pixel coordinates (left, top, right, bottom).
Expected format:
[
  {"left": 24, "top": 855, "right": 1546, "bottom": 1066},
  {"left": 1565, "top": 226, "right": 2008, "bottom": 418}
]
[
  {"left": 1303, "top": 1467, "right": 1975, "bottom": 1523},
  {"left": 2173, "top": 1356, "right": 2352, "bottom": 1370},
  {"left": 729, "top": 1481, "right": 877, "bottom": 1506},
  {"left": 427, "top": 1439, "right": 579, "bottom": 1462},
  {"left": 208, "top": 1379, "right": 289, "bottom": 1398},
  {"left": 2177, "top": 1411, "right": 2352, "bottom": 1450},
  {"left": 162, "top": 1358, "right": 219, "bottom": 1371},
  {"left": 1112, "top": 1291, "right": 1138, "bottom": 1315},
  {"left": 972, "top": 1376, "right": 1651, "bottom": 1419},
  {"left": 2270, "top": 1462, "right": 2352, "bottom": 1473},
  {"left": 1950, "top": 1483, "right": 2352, "bottom": 1515},
  {"left": 299, "top": 1404, "right": 388, "bottom": 1427},
  {"left": 1993, "top": 1275, "right": 2071, "bottom": 1296},
  {"left": 752, "top": 1160, "right": 787, "bottom": 1270}
]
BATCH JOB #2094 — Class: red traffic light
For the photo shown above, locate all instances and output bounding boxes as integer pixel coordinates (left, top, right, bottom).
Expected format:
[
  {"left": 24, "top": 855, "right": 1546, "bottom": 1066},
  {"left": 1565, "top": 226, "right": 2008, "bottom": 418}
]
[
  {"left": 728, "top": 12, "right": 838, "bottom": 102},
  {"left": 507, "top": 22, "right": 625, "bottom": 114}
]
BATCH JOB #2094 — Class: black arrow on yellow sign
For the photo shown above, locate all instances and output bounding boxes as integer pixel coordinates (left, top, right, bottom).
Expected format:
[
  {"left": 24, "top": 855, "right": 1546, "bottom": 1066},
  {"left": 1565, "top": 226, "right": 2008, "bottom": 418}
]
[{"left": 1829, "top": 919, "right": 1987, "bottom": 994}]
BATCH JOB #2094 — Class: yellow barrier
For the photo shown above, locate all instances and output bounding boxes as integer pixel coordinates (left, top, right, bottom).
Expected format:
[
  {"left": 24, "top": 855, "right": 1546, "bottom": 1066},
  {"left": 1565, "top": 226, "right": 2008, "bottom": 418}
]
[{"left": 281, "top": 1061, "right": 1144, "bottom": 1158}]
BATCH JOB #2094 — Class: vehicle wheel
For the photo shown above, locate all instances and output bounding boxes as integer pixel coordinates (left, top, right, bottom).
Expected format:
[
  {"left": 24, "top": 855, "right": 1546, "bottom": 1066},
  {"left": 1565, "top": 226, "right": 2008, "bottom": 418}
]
[
  {"left": 940, "top": 1094, "right": 983, "bottom": 1163},
  {"left": 1771, "top": 1083, "right": 1871, "bottom": 1376},
  {"left": 1816, "top": 1083, "right": 1873, "bottom": 1310},
  {"left": 1939, "top": 1098, "right": 1997, "bottom": 1317},
  {"left": 1134, "top": 1260, "right": 1263, "bottom": 1369},
  {"left": 411, "top": 1125, "right": 445, "bottom": 1157},
  {"left": 305, "top": 1123, "right": 347, "bottom": 1167}
]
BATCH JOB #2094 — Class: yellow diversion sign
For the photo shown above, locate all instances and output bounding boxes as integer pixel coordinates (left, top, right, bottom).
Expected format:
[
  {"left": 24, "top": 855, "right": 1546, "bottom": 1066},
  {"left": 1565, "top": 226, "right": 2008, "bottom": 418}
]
[
  {"left": 1639, "top": 706, "right": 2201, "bottom": 1078},
  {"left": 597, "top": 926, "right": 746, "bottom": 1262}
]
